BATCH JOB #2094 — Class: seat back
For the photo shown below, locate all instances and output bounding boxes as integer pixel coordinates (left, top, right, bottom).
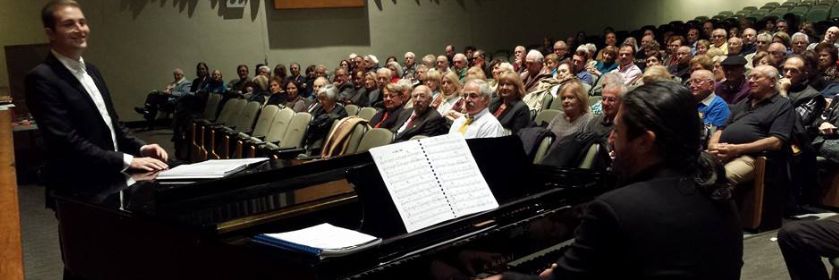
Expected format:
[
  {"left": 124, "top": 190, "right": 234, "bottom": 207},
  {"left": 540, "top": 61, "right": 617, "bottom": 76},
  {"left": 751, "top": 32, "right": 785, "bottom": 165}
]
[
  {"left": 532, "top": 136, "right": 553, "bottom": 164},
  {"left": 345, "top": 104, "right": 360, "bottom": 116},
  {"left": 578, "top": 144, "right": 600, "bottom": 169},
  {"left": 356, "top": 128, "right": 394, "bottom": 153},
  {"left": 357, "top": 107, "right": 378, "bottom": 121},
  {"left": 250, "top": 105, "right": 279, "bottom": 138},
  {"left": 216, "top": 98, "right": 246, "bottom": 125},
  {"left": 264, "top": 107, "right": 295, "bottom": 143},
  {"left": 541, "top": 89, "right": 555, "bottom": 111},
  {"left": 203, "top": 93, "right": 223, "bottom": 120},
  {"left": 232, "top": 101, "right": 262, "bottom": 132},
  {"left": 534, "top": 109, "right": 561, "bottom": 127},
  {"left": 279, "top": 112, "right": 312, "bottom": 149}
]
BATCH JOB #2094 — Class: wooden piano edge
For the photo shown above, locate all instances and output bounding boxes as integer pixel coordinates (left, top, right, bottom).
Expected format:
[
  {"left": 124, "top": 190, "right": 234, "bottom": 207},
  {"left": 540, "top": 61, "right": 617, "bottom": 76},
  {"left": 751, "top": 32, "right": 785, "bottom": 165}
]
[{"left": 215, "top": 192, "right": 357, "bottom": 234}]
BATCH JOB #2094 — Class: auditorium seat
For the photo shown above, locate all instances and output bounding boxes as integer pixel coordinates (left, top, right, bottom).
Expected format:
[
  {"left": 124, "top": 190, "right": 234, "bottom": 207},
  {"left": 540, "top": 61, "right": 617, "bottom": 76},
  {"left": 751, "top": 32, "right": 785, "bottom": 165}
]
[
  {"left": 345, "top": 104, "right": 360, "bottom": 116},
  {"left": 356, "top": 128, "right": 394, "bottom": 153},
  {"left": 234, "top": 105, "right": 279, "bottom": 158},
  {"left": 356, "top": 107, "right": 378, "bottom": 121}
]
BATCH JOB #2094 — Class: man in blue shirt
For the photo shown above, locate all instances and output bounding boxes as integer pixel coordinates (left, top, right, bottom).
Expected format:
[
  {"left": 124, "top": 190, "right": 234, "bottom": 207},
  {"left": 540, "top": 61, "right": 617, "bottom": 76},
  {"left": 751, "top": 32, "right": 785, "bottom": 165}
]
[
  {"left": 690, "top": 70, "right": 730, "bottom": 128},
  {"left": 571, "top": 51, "right": 594, "bottom": 85}
]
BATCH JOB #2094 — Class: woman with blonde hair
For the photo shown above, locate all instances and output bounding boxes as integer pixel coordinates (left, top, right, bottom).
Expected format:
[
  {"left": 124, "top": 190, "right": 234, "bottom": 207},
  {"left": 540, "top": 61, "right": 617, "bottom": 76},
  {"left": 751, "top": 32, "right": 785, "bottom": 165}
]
[
  {"left": 424, "top": 69, "right": 443, "bottom": 98},
  {"left": 546, "top": 80, "right": 593, "bottom": 141},
  {"left": 634, "top": 65, "right": 672, "bottom": 86},
  {"left": 432, "top": 71, "right": 465, "bottom": 121},
  {"left": 490, "top": 71, "right": 532, "bottom": 133},
  {"left": 695, "top": 39, "right": 711, "bottom": 56}
]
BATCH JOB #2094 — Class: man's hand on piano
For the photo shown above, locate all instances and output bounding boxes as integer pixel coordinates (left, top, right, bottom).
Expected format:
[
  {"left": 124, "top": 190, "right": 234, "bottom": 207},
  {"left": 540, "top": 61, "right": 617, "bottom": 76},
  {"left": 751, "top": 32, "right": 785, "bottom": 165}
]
[
  {"left": 140, "top": 144, "right": 169, "bottom": 162},
  {"left": 129, "top": 157, "right": 168, "bottom": 171},
  {"left": 538, "top": 263, "right": 557, "bottom": 280}
]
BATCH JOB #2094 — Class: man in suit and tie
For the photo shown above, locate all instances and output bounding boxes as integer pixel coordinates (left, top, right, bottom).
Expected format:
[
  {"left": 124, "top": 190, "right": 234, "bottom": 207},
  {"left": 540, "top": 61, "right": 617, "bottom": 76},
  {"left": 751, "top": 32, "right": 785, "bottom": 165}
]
[
  {"left": 26, "top": 0, "right": 169, "bottom": 196},
  {"left": 393, "top": 85, "right": 447, "bottom": 141}
]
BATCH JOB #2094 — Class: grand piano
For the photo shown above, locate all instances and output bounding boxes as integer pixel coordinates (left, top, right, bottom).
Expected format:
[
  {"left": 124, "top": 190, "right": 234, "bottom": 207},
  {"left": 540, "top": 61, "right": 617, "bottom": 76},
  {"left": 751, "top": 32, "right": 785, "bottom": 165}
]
[{"left": 54, "top": 136, "right": 613, "bottom": 280}]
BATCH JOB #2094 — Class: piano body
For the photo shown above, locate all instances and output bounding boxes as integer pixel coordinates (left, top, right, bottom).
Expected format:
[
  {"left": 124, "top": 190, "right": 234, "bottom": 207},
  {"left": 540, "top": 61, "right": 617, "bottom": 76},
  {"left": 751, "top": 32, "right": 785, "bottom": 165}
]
[{"left": 53, "top": 136, "right": 612, "bottom": 279}]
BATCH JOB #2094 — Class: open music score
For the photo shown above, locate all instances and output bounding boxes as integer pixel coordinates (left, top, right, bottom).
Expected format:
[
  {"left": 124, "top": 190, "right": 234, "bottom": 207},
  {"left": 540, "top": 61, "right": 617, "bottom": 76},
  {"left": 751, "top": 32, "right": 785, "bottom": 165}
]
[{"left": 369, "top": 134, "right": 498, "bottom": 233}]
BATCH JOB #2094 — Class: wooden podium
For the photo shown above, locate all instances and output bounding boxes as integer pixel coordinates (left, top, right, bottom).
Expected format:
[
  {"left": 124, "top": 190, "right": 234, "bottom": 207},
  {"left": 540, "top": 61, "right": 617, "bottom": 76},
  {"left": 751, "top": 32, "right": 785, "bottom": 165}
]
[{"left": 0, "top": 106, "right": 23, "bottom": 279}]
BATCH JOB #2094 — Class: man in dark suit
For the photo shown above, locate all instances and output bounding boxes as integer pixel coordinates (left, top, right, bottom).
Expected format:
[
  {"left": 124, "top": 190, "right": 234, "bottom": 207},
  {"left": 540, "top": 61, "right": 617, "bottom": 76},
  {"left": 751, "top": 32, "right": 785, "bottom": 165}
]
[
  {"left": 491, "top": 82, "right": 742, "bottom": 280},
  {"left": 369, "top": 83, "right": 404, "bottom": 130},
  {"left": 392, "top": 85, "right": 447, "bottom": 141},
  {"left": 25, "top": 0, "right": 168, "bottom": 195}
]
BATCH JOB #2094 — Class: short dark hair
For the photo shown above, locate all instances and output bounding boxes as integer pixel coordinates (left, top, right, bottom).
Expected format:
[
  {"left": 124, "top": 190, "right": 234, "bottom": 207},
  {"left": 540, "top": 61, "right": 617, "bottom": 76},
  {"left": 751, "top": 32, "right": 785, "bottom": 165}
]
[
  {"left": 621, "top": 81, "right": 701, "bottom": 171},
  {"left": 41, "top": 0, "right": 80, "bottom": 29},
  {"left": 815, "top": 42, "right": 839, "bottom": 66}
]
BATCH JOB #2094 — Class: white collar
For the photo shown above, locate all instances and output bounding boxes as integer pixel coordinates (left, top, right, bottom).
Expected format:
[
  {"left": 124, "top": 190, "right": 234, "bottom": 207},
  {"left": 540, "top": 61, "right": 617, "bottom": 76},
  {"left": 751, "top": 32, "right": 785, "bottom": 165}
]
[
  {"left": 51, "top": 49, "right": 85, "bottom": 73},
  {"left": 700, "top": 92, "right": 717, "bottom": 106},
  {"left": 467, "top": 108, "right": 489, "bottom": 120}
]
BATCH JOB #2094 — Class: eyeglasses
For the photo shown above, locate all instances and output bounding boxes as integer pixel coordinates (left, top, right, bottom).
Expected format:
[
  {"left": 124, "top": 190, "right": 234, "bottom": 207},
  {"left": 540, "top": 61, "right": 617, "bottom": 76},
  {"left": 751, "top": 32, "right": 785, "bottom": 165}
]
[{"left": 689, "top": 79, "right": 712, "bottom": 85}]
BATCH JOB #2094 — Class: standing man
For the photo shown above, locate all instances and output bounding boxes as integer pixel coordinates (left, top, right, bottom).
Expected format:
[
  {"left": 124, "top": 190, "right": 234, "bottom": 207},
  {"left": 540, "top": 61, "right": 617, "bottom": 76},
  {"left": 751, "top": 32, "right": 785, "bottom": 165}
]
[{"left": 26, "top": 0, "right": 169, "bottom": 197}]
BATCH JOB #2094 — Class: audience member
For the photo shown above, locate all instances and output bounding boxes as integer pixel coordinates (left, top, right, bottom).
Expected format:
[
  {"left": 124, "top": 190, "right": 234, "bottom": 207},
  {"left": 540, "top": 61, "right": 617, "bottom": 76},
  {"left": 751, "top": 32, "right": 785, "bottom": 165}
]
[
  {"left": 436, "top": 55, "right": 451, "bottom": 75},
  {"left": 791, "top": 32, "right": 810, "bottom": 55},
  {"left": 728, "top": 37, "right": 744, "bottom": 56},
  {"left": 513, "top": 45, "right": 526, "bottom": 73},
  {"left": 521, "top": 50, "right": 551, "bottom": 92},
  {"left": 611, "top": 44, "right": 643, "bottom": 85},
  {"left": 708, "top": 65, "right": 795, "bottom": 185},
  {"left": 345, "top": 70, "right": 369, "bottom": 107},
  {"left": 689, "top": 70, "right": 730, "bottom": 128},
  {"left": 227, "top": 64, "right": 252, "bottom": 95},
  {"left": 370, "top": 83, "right": 405, "bottom": 130},
  {"left": 393, "top": 85, "right": 447, "bottom": 141},
  {"left": 305, "top": 85, "right": 348, "bottom": 153},
  {"left": 547, "top": 80, "right": 593, "bottom": 141},
  {"left": 709, "top": 28, "right": 729, "bottom": 55},
  {"left": 402, "top": 51, "right": 417, "bottom": 82},
  {"left": 449, "top": 79, "right": 506, "bottom": 139},
  {"left": 668, "top": 46, "right": 692, "bottom": 82},
  {"left": 134, "top": 68, "right": 192, "bottom": 129},
  {"left": 571, "top": 51, "right": 594, "bottom": 85},
  {"left": 589, "top": 45, "right": 618, "bottom": 78},
  {"left": 436, "top": 71, "right": 466, "bottom": 121},
  {"left": 716, "top": 55, "right": 750, "bottom": 104},
  {"left": 191, "top": 62, "right": 210, "bottom": 93},
  {"left": 452, "top": 53, "right": 469, "bottom": 80},
  {"left": 742, "top": 28, "right": 758, "bottom": 54},
  {"left": 490, "top": 71, "right": 532, "bottom": 134},
  {"left": 282, "top": 79, "right": 308, "bottom": 112},
  {"left": 778, "top": 216, "right": 839, "bottom": 280}
]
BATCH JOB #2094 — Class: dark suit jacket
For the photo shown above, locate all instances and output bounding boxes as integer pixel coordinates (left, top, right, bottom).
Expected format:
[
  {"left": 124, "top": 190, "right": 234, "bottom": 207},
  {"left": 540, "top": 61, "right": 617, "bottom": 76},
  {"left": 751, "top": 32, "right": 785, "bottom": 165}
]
[
  {"left": 369, "top": 107, "right": 403, "bottom": 130},
  {"left": 392, "top": 108, "right": 447, "bottom": 141},
  {"left": 503, "top": 167, "right": 743, "bottom": 280},
  {"left": 489, "top": 98, "right": 532, "bottom": 134},
  {"left": 25, "top": 52, "right": 145, "bottom": 189}
]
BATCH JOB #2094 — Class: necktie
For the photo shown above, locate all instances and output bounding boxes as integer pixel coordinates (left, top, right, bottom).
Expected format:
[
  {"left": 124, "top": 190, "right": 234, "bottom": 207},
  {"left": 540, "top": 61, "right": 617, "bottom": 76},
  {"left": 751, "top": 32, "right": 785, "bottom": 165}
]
[
  {"left": 375, "top": 111, "right": 389, "bottom": 128},
  {"left": 406, "top": 114, "right": 417, "bottom": 129},
  {"left": 458, "top": 115, "right": 473, "bottom": 135}
]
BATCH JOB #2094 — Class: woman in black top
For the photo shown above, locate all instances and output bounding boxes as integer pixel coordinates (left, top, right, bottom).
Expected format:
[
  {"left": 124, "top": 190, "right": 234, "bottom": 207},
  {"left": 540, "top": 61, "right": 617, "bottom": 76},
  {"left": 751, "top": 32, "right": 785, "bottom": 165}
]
[{"left": 489, "top": 70, "right": 532, "bottom": 134}]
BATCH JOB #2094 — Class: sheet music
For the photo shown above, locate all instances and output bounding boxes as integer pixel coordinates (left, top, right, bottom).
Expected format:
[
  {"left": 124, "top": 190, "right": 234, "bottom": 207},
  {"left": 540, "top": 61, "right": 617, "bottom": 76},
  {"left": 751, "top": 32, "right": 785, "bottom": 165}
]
[
  {"left": 420, "top": 135, "right": 498, "bottom": 217},
  {"left": 370, "top": 140, "right": 454, "bottom": 232},
  {"left": 369, "top": 134, "right": 497, "bottom": 233},
  {"left": 157, "top": 158, "right": 268, "bottom": 180}
]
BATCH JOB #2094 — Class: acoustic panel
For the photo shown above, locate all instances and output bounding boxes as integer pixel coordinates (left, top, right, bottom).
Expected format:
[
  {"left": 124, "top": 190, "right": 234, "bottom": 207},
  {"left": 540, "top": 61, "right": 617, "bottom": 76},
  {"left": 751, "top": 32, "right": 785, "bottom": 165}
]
[{"left": 274, "top": 0, "right": 364, "bottom": 9}]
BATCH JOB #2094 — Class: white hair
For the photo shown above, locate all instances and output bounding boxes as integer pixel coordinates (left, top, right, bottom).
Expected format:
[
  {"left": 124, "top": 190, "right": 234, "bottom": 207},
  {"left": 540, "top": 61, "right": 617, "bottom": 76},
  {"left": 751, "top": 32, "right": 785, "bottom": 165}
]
[
  {"left": 404, "top": 52, "right": 415, "bottom": 58},
  {"left": 497, "top": 62, "right": 514, "bottom": 72},
  {"left": 791, "top": 32, "right": 809, "bottom": 42},
  {"left": 318, "top": 84, "right": 338, "bottom": 101},
  {"left": 464, "top": 79, "right": 492, "bottom": 99},
  {"left": 348, "top": 53, "right": 358, "bottom": 59},
  {"left": 396, "top": 79, "right": 413, "bottom": 93},
  {"left": 366, "top": 54, "right": 379, "bottom": 65},
  {"left": 525, "top": 50, "right": 544, "bottom": 62},
  {"left": 585, "top": 43, "right": 597, "bottom": 56}
]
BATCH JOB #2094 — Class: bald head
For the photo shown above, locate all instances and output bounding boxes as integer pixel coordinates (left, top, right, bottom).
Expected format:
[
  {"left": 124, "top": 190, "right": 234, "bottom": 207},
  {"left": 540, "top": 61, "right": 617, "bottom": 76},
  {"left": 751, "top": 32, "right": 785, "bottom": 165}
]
[
  {"left": 743, "top": 28, "right": 757, "bottom": 45},
  {"left": 689, "top": 69, "right": 715, "bottom": 100}
]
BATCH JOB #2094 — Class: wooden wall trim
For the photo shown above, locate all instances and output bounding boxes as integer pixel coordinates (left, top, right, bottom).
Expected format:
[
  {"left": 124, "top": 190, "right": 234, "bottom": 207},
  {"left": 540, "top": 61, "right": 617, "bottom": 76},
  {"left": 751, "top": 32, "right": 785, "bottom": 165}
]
[{"left": 0, "top": 108, "right": 23, "bottom": 280}]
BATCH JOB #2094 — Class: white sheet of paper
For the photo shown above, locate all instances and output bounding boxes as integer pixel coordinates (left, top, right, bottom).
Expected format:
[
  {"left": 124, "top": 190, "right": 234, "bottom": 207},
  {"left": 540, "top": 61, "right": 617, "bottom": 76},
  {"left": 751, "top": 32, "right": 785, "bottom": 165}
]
[
  {"left": 263, "top": 223, "right": 378, "bottom": 250},
  {"left": 157, "top": 158, "right": 268, "bottom": 179},
  {"left": 369, "top": 134, "right": 497, "bottom": 233}
]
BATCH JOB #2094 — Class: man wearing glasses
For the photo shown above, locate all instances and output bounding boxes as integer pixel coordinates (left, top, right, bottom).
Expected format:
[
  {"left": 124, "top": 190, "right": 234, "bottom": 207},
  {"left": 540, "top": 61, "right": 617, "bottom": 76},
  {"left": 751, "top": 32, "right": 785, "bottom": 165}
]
[
  {"left": 449, "top": 79, "right": 505, "bottom": 139},
  {"left": 709, "top": 28, "right": 729, "bottom": 55},
  {"left": 690, "top": 70, "right": 730, "bottom": 128}
]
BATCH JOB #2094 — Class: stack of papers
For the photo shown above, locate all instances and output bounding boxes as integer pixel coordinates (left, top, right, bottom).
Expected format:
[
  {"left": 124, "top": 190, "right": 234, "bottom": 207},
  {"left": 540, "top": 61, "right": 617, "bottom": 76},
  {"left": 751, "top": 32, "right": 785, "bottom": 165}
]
[
  {"left": 156, "top": 158, "right": 269, "bottom": 180},
  {"left": 253, "top": 223, "right": 381, "bottom": 258}
]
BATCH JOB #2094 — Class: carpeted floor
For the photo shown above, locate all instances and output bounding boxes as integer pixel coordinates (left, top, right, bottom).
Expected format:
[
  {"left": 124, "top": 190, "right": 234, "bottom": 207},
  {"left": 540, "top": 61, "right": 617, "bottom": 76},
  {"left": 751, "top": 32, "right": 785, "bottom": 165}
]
[{"left": 15, "top": 127, "right": 835, "bottom": 279}]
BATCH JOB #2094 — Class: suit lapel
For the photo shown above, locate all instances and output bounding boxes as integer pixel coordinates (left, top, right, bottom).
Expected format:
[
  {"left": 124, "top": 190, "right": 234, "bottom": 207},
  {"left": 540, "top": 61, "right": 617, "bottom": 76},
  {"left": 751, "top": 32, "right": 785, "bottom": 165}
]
[{"left": 45, "top": 53, "right": 100, "bottom": 112}]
